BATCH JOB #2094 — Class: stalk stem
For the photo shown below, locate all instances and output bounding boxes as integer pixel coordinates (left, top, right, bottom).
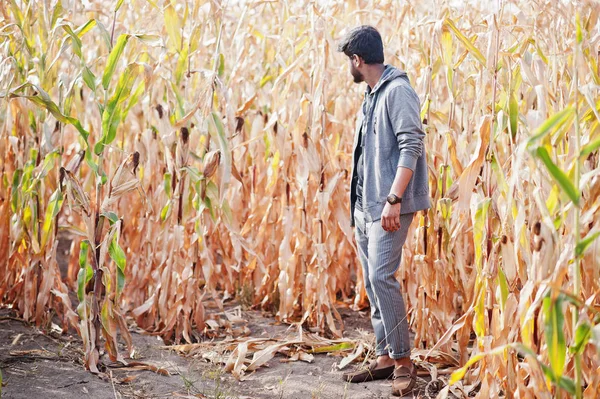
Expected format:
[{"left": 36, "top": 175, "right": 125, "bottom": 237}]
[{"left": 572, "top": 18, "right": 582, "bottom": 399}]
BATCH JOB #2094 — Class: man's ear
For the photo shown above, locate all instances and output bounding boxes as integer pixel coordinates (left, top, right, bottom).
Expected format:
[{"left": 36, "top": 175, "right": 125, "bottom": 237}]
[{"left": 352, "top": 54, "right": 361, "bottom": 68}]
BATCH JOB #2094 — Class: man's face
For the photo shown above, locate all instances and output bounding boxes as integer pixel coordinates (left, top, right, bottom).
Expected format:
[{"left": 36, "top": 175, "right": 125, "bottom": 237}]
[{"left": 349, "top": 57, "right": 364, "bottom": 83}]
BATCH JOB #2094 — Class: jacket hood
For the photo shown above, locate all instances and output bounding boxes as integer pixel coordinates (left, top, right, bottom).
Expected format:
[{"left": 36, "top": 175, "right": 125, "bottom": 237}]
[{"left": 367, "top": 65, "right": 408, "bottom": 95}]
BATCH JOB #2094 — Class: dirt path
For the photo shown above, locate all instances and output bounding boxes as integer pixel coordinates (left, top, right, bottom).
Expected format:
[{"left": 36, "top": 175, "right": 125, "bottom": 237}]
[
  {"left": 1, "top": 235, "right": 443, "bottom": 398},
  {"left": 0, "top": 305, "right": 438, "bottom": 399}
]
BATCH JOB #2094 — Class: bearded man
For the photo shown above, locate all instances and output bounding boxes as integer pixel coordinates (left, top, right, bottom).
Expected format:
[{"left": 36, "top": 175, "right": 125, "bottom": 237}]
[{"left": 337, "top": 25, "right": 431, "bottom": 397}]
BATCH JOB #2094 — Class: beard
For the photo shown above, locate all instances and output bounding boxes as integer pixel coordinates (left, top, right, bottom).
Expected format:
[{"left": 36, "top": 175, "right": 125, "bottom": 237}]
[{"left": 351, "top": 68, "right": 364, "bottom": 83}]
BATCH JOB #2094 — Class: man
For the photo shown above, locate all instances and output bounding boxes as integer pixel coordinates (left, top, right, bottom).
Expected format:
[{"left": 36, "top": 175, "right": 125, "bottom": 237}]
[{"left": 337, "top": 26, "right": 431, "bottom": 397}]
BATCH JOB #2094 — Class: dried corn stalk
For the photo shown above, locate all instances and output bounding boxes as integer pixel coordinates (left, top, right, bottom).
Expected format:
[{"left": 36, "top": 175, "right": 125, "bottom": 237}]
[{"left": 0, "top": 0, "right": 599, "bottom": 396}]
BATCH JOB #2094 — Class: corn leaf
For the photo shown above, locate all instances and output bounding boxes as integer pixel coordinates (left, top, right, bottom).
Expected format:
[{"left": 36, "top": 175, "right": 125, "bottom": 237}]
[
  {"left": 208, "top": 113, "right": 231, "bottom": 202},
  {"left": 61, "top": 25, "right": 83, "bottom": 58},
  {"left": 10, "top": 169, "right": 23, "bottom": 213},
  {"left": 75, "top": 19, "right": 97, "bottom": 37},
  {"left": 115, "top": 0, "right": 125, "bottom": 12},
  {"left": 218, "top": 53, "right": 225, "bottom": 77},
  {"left": 569, "top": 322, "right": 592, "bottom": 355},
  {"left": 9, "top": 84, "right": 89, "bottom": 142},
  {"left": 82, "top": 65, "right": 97, "bottom": 91},
  {"left": 576, "top": 13, "right": 582, "bottom": 44},
  {"left": 102, "top": 34, "right": 130, "bottom": 90},
  {"left": 444, "top": 18, "right": 486, "bottom": 67},
  {"left": 77, "top": 241, "right": 93, "bottom": 302},
  {"left": 41, "top": 189, "right": 64, "bottom": 250},
  {"left": 309, "top": 342, "right": 354, "bottom": 353},
  {"left": 535, "top": 146, "right": 580, "bottom": 206},
  {"left": 96, "top": 63, "right": 142, "bottom": 154},
  {"left": 51, "top": 0, "right": 63, "bottom": 28},
  {"left": 450, "top": 345, "right": 508, "bottom": 384},
  {"left": 580, "top": 137, "right": 600, "bottom": 158},
  {"left": 164, "top": 4, "right": 182, "bottom": 52},
  {"left": 109, "top": 235, "right": 126, "bottom": 297},
  {"left": 542, "top": 294, "right": 566, "bottom": 380},
  {"left": 133, "top": 34, "right": 162, "bottom": 46},
  {"left": 527, "top": 107, "right": 574, "bottom": 147},
  {"left": 575, "top": 231, "right": 600, "bottom": 257},
  {"left": 508, "top": 93, "right": 518, "bottom": 138}
]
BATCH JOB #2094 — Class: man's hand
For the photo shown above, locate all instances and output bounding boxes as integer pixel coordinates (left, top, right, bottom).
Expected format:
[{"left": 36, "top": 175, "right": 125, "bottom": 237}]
[{"left": 381, "top": 202, "right": 401, "bottom": 232}]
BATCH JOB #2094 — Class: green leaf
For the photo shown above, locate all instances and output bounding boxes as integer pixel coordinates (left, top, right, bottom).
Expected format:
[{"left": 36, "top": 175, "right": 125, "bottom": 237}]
[
  {"left": 570, "top": 321, "right": 592, "bottom": 355},
  {"left": 575, "top": 231, "right": 600, "bottom": 257},
  {"left": 41, "top": 189, "right": 64, "bottom": 250},
  {"left": 109, "top": 235, "right": 126, "bottom": 296},
  {"left": 175, "top": 43, "right": 189, "bottom": 83},
  {"left": 24, "top": 151, "right": 60, "bottom": 194},
  {"left": 576, "top": 13, "right": 582, "bottom": 44},
  {"left": 9, "top": 84, "right": 89, "bottom": 142},
  {"left": 77, "top": 241, "right": 93, "bottom": 302},
  {"left": 205, "top": 181, "right": 219, "bottom": 202},
  {"left": 163, "top": 172, "right": 172, "bottom": 198},
  {"left": 10, "top": 169, "right": 23, "bottom": 213},
  {"left": 101, "top": 211, "right": 119, "bottom": 224},
  {"left": 75, "top": 19, "right": 97, "bottom": 37},
  {"left": 557, "top": 376, "right": 576, "bottom": 396},
  {"left": 97, "top": 63, "right": 142, "bottom": 154},
  {"left": 61, "top": 25, "right": 83, "bottom": 59},
  {"left": 309, "top": 342, "right": 354, "bottom": 353},
  {"left": 76, "top": 265, "right": 93, "bottom": 302},
  {"left": 203, "top": 196, "right": 216, "bottom": 221},
  {"left": 102, "top": 34, "right": 130, "bottom": 90},
  {"left": 122, "top": 81, "right": 145, "bottom": 120},
  {"left": 184, "top": 166, "right": 203, "bottom": 183},
  {"left": 535, "top": 146, "right": 580, "bottom": 206},
  {"left": 115, "top": 0, "right": 125, "bottom": 12},
  {"left": 508, "top": 94, "right": 518, "bottom": 138},
  {"left": 160, "top": 202, "right": 171, "bottom": 222},
  {"left": 218, "top": 53, "right": 225, "bottom": 77},
  {"left": 542, "top": 293, "right": 566, "bottom": 380},
  {"left": 539, "top": 361, "right": 576, "bottom": 395},
  {"left": 51, "top": 0, "right": 63, "bottom": 29},
  {"left": 580, "top": 137, "right": 600, "bottom": 158},
  {"left": 259, "top": 75, "right": 273, "bottom": 88},
  {"left": 497, "top": 267, "right": 509, "bottom": 311},
  {"left": 444, "top": 18, "right": 486, "bottom": 67},
  {"left": 527, "top": 107, "right": 574, "bottom": 147},
  {"left": 450, "top": 345, "right": 509, "bottom": 384},
  {"left": 79, "top": 240, "right": 90, "bottom": 269},
  {"left": 82, "top": 65, "right": 96, "bottom": 91}
]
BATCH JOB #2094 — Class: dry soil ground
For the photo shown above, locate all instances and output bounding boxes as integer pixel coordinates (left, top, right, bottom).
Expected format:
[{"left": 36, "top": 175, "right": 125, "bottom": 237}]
[
  {"left": 0, "top": 305, "right": 438, "bottom": 399},
  {"left": 0, "top": 236, "right": 439, "bottom": 399}
]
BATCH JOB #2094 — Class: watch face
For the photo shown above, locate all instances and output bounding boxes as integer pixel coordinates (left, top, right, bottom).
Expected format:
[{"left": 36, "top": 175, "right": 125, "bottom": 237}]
[{"left": 387, "top": 194, "right": 401, "bottom": 204}]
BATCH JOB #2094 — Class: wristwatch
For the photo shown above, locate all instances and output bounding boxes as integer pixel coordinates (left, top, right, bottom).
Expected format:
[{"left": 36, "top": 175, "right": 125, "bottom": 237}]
[{"left": 386, "top": 194, "right": 402, "bottom": 205}]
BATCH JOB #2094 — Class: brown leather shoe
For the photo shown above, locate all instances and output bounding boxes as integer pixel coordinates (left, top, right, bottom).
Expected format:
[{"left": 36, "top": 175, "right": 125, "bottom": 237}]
[
  {"left": 342, "top": 360, "right": 395, "bottom": 383},
  {"left": 391, "top": 364, "right": 417, "bottom": 396}
]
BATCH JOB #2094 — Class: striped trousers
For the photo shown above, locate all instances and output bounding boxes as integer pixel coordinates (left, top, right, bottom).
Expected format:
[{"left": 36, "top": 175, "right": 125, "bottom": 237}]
[{"left": 354, "top": 207, "right": 414, "bottom": 359}]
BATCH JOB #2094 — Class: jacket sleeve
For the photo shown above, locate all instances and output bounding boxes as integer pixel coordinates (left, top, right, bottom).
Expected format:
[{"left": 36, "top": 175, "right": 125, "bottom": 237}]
[{"left": 386, "top": 84, "right": 425, "bottom": 172}]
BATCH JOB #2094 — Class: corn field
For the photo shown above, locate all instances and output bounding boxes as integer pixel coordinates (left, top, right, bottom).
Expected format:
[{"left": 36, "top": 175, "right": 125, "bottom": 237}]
[{"left": 1, "top": 0, "right": 599, "bottom": 397}]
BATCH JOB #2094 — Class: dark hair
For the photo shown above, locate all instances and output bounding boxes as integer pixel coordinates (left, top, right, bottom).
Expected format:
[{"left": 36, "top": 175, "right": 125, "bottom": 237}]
[{"left": 337, "top": 25, "right": 384, "bottom": 64}]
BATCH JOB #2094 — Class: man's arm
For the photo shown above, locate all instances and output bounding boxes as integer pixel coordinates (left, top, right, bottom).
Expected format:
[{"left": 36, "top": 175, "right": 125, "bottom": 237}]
[
  {"left": 381, "top": 166, "right": 413, "bottom": 232},
  {"left": 381, "top": 84, "right": 424, "bottom": 232}
]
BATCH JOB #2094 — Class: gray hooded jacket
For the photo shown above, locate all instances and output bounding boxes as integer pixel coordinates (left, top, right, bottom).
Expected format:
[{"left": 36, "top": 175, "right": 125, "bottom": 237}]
[{"left": 350, "top": 65, "right": 431, "bottom": 227}]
